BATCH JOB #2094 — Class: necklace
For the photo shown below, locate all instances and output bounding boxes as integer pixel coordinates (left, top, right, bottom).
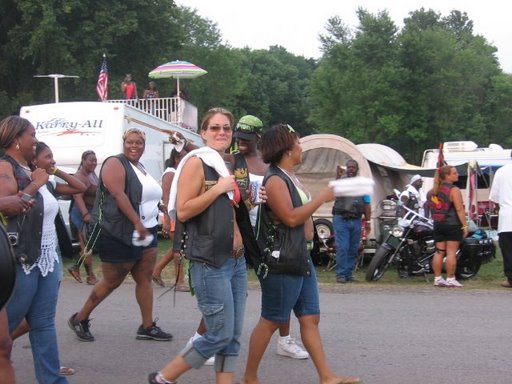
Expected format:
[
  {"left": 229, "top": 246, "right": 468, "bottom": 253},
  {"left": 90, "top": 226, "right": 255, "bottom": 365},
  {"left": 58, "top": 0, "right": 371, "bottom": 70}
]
[
  {"left": 18, "top": 163, "right": 31, "bottom": 172},
  {"left": 277, "top": 166, "right": 309, "bottom": 197}
]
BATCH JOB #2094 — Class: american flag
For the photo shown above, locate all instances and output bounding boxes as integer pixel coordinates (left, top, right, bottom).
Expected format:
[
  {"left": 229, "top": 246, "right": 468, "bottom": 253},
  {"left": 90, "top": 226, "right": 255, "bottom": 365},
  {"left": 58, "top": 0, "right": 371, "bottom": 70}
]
[{"left": 96, "top": 54, "right": 108, "bottom": 101}]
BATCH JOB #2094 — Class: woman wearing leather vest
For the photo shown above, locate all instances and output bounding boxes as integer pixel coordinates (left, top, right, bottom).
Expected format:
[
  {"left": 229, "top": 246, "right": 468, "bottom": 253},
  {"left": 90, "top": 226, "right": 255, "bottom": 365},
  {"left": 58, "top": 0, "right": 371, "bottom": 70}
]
[
  {"left": 240, "top": 124, "right": 362, "bottom": 384},
  {"left": 68, "top": 128, "right": 172, "bottom": 343},
  {"left": 149, "top": 108, "right": 249, "bottom": 384},
  {"left": 0, "top": 117, "right": 86, "bottom": 384},
  {"left": 427, "top": 165, "right": 469, "bottom": 287}
]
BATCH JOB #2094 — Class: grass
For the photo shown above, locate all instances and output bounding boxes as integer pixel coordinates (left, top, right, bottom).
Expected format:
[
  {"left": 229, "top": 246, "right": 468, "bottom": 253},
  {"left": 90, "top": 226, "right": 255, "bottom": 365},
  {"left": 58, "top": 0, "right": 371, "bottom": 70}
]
[{"left": 62, "top": 238, "right": 507, "bottom": 290}]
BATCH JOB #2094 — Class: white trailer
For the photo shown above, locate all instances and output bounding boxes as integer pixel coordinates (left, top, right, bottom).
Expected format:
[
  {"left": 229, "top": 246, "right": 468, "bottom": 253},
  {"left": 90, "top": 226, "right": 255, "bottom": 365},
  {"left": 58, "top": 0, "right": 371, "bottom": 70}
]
[
  {"left": 20, "top": 101, "right": 203, "bottom": 241},
  {"left": 421, "top": 141, "right": 512, "bottom": 228},
  {"left": 20, "top": 101, "right": 203, "bottom": 180}
]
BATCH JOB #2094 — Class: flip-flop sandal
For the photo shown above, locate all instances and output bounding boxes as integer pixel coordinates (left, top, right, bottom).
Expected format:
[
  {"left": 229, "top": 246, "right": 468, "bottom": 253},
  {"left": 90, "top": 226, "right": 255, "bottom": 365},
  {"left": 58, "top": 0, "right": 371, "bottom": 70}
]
[
  {"left": 151, "top": 275, "right": 165, "bottom": 287},
  {"left": 337, "top": 377, "right": 362, "bottom": 384},
  {"left": 176, "top": 284, "right": 190, "bottom": 292},
  {"left": 67, "top": 266, "right": 83, "bottom": 283},
  {"left": 60, "top": 366, "right": 75, "bottom": 376}
]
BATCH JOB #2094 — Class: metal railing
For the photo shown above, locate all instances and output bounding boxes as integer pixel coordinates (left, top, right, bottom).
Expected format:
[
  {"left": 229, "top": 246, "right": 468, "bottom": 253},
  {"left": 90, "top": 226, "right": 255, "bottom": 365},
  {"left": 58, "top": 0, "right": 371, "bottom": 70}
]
[{"left": 106, "top": 97, "right": 198, "bottom": 132}]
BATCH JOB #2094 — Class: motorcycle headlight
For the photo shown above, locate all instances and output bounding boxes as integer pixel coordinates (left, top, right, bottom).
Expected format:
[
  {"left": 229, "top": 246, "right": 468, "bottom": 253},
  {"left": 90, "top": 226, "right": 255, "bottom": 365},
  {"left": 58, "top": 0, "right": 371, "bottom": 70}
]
[{"left": 391, "top": 225, "right": 404, "bottom": 238}]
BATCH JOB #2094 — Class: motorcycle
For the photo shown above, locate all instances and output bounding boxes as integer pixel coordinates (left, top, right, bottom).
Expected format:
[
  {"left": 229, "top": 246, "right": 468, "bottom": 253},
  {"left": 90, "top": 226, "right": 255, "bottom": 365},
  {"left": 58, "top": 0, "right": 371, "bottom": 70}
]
[{"left": 365, "top": 203, "right": 495, "bottom": 282}]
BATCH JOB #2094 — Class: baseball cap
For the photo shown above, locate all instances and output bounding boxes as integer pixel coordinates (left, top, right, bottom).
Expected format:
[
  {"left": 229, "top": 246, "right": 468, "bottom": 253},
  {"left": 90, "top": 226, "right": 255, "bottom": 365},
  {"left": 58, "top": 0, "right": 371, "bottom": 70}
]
[
  {"left": 234, "top": 115, "right": 263, "bottom": 140},
  {"left": 410, "top": 174, "right": 423, "bottom": 184}
]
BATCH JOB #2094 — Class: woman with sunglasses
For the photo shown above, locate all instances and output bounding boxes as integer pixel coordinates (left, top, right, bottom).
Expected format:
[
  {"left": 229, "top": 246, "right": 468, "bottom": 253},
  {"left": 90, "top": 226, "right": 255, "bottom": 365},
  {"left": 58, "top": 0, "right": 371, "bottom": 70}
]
[
  {"left": 240, "top": 124, "right": 362, "bottom": 384},
  {"left": 148, "top": 108, "right": 257, "bottom": 384}
]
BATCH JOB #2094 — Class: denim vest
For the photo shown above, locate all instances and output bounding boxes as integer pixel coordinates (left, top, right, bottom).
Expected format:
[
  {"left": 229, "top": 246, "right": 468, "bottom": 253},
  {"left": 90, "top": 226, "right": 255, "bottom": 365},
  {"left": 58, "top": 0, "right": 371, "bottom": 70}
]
[
  {"left": 93, "top": 154, "right": 142, "bottom": 246},
  {"left": 183, "top": 161, "right": 235, "bottom": 268},
  {"left": 1, "top": 155, "right": 44, "bottom": 266}
]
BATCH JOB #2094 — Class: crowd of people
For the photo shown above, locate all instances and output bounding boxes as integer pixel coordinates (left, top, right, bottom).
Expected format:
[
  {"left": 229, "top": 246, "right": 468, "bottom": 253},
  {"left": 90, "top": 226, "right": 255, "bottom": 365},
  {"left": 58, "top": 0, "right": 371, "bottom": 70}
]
[{"left": 1, "top": 105, "right": 510, "bottom": 384}]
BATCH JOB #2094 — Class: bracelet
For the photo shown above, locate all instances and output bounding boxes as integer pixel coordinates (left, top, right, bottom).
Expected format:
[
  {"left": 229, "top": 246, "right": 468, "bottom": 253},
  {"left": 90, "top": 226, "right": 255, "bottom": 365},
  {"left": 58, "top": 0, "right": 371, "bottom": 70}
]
[
  {"left": 366, "top": 220, "right": 371, "bottom": 223},
  {"left": 82, "top": 212, "right": 90, "bottom": 218},
  {"left": 461, "top": 224, "right": 468, "bottom": 230},
  {"left": 30, "top": 181, "right": 40, "bottom": 189}
]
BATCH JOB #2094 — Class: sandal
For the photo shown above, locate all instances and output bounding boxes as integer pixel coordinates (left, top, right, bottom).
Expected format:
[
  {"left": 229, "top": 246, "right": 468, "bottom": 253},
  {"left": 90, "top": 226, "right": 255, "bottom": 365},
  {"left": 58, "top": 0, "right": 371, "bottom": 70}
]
[
  {"left": 337, "top": 376, "right": 362, "bottom": 384},
  {"left": 152, "top": 275, "right": 165, "bottom": 287},
  {"left": 67, "top": 265, "right": 83, "bottom": 283},
  {"left": 176, "top": 284, "right": 190, "bottom": 292},
  {"left": 86, "top": 275, "right": 98, "bottom": 285},
  {"left": 60, "top": 366, "right": 75, "bottom": 376}
]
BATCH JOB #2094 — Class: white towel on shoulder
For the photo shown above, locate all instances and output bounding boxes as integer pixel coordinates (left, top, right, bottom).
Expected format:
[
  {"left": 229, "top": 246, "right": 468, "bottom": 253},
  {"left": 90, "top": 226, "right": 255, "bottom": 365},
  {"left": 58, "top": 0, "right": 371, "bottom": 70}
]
[{"left": 167, "top": 146, "right": 232, "bottom": 220}]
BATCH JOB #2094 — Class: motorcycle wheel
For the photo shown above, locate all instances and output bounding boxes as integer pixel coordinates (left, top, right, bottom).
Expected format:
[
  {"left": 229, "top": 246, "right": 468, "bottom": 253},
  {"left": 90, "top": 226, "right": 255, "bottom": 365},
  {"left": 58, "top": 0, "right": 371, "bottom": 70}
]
[
  {"left": 365, "top": 246, "right": 393, "bottom": 281},
  {"left": 455, "top": 258, "right": 482, "bottom": 280}
]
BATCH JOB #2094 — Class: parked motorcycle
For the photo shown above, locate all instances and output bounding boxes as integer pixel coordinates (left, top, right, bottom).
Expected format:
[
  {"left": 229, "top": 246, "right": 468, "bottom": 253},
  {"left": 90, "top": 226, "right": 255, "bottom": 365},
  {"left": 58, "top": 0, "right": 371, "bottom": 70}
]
[{"left": 365, "top": 204, "right": 495, "bottom": 282}]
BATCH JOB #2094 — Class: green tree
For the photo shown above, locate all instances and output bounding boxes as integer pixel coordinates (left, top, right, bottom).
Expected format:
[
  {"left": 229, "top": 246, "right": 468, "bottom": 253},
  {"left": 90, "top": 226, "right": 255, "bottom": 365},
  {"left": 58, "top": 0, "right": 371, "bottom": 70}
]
[{"left": 0, "top": 0, "right": 184, "bottom": 114}]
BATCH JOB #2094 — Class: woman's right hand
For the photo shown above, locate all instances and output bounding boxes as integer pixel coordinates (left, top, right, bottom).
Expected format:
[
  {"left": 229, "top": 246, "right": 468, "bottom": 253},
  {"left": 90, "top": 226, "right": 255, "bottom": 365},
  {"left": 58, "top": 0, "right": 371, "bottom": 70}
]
[
  {"left": 31, "top": 168, "right": 49, "bottom": 187},
  {"left": 216, "top": 175, "right": 236, "bottom": 194},
  {"left": 134, "top": 222, "right": 149, "bottom": 239}
]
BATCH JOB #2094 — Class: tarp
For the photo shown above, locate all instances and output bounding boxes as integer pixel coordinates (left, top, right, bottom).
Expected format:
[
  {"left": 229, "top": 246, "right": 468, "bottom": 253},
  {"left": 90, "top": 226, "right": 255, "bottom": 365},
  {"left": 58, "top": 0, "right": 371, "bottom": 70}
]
[{"left": 365, "top": 161, "right": 469, "bottom": 177}]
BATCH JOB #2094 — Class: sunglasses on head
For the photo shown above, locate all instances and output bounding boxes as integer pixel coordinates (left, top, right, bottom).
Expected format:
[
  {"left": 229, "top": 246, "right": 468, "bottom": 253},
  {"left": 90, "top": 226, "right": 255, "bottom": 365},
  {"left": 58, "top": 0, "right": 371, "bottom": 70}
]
[
  {"left": 236, "top": 122, "right": 259, "bottom": 133},
  {"left": 277, "top": 123, "right": 295, "bottom": 133},
  {"left": 208, "top": 124, "right": 232, "bottom": 132}
]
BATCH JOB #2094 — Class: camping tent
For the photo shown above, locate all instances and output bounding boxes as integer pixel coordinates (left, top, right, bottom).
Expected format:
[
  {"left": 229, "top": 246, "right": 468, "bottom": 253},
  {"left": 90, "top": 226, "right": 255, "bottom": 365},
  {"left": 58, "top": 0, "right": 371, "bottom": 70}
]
[{"left": 296, "top": 134, "right": 414, "bottom": 241}]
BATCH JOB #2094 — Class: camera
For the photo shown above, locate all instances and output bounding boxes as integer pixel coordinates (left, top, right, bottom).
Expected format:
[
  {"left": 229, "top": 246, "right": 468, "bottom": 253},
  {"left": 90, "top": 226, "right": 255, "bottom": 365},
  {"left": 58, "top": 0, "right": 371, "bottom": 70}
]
[{"left": 7, "top": 232, "right": 19, "bottom": 246}]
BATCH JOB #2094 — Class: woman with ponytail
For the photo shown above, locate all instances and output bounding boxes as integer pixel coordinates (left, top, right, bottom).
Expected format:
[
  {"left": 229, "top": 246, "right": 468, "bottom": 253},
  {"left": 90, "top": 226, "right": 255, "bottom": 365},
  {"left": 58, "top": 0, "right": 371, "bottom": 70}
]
[{"left": 426, "top": 165, "right": 469, "bottom": 287}]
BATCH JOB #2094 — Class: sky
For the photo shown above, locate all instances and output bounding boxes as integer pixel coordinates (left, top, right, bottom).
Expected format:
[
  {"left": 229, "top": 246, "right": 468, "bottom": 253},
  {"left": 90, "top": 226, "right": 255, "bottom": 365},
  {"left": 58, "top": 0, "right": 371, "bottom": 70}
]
[{"left": 176, "top": 0, "right": 512, "bottom": 73}]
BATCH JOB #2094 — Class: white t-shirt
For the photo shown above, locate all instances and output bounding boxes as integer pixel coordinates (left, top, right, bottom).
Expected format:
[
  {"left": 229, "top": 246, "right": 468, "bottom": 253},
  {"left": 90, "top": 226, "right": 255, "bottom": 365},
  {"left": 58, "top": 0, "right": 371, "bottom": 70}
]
[
  {"left": 131, "top": 164, "right": 163, "bottom": 228},
  {"left": 400, "top": 184, "right": 426, "bottom": 216},
  {"left": 248, "top": 173, "right": 264, "bottom": 228},
  {"left": 24, "top": 179, "right": 60, "bottom": 276},
  {"left": 489, "top": 163, "right": 512, "bottom": 233}
]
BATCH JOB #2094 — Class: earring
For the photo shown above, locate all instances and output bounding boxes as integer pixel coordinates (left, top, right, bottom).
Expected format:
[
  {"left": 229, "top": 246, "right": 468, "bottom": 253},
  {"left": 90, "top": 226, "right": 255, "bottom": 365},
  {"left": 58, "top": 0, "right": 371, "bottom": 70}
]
[
  {"left": 16, "top": 143, "right": 20, "bottom": 150},
  {"left": 287, "top": 152, "right": 292, "bottom": 157}
]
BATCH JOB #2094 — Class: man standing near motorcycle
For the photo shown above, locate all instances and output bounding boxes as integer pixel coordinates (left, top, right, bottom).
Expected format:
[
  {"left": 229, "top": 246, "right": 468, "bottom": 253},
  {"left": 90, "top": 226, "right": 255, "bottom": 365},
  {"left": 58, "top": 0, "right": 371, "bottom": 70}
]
[
  {"left": 400, "top": 174, "right": 426, "bottom": 216},
  {"left": 332, "top": 159, "right": 371, "bottom": 283},
  {"left": 489, "top": 152, "right": 512, "bottom": 288}
]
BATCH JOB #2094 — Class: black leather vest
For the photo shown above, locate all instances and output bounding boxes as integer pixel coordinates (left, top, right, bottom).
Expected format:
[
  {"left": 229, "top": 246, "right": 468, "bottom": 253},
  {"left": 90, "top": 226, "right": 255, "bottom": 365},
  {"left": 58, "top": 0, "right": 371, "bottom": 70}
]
[
  {"left": 1, "top": 155, "right": 44, "bottom": 266},
  {"left": 93, "top": 154, "right": 142, "bottom": 246},
  {"left": 183, "top": 160, "right": 235, "bottom": 267}
]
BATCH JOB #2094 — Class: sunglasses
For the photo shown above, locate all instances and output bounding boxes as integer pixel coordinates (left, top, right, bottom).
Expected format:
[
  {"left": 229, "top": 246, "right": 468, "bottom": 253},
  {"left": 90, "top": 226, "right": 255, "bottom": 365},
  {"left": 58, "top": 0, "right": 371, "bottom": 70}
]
[
  {"left": 208, "top": 124, "right": 232, "bottom": 133},
  {"left": 237, "top": 122, "right": 260, "bottom": 133}
]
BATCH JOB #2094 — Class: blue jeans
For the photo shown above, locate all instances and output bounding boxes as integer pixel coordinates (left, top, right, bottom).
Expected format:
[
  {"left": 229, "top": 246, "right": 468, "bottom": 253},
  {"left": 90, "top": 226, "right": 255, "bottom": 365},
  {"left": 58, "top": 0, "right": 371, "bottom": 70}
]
[
  {"left": 333, "top": 216, "right": 361, "bottom": 280},
  {"left": 182, "top": 256, "right": 247, "bottom": 372},
  {"left": 7, "top": 262, "right": 68, "bottom": 384}
]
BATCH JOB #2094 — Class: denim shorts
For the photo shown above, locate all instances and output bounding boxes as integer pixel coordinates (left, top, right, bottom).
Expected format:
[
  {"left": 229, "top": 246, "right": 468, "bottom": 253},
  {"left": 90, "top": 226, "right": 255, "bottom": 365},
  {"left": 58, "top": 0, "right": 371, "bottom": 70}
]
[
  {"left": 259, "top": 261, "right": 320, "bottom": 323},
  {"left": 98, "top": 226, "right": 158, "bottom": 263},
  {"left": 70, "top": 205, "right": 87, "bottom": 231}
]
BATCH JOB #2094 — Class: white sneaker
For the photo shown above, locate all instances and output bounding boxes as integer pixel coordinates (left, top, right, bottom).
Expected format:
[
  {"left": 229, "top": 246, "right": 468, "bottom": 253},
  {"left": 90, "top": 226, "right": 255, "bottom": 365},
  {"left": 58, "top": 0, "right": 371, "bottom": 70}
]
[
  {"left": 446, "top": 278, "right": 463, "bottom": 288},
  {"left": 186, "top": 334, "right": 215, "bottom": 366},
  {"left": 277, "top": 336, "right": 309, "bottom": 359},
  {"left": 433, "top": 277, "right": 448, "bottom": 287}
]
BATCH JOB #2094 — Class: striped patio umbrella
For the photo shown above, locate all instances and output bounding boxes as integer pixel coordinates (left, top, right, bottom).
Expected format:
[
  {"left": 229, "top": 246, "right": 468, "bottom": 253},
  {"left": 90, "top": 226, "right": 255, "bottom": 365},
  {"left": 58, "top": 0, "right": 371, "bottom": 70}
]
[{"left": 148, "top": 60, "right": 207, "bottom": 96}]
